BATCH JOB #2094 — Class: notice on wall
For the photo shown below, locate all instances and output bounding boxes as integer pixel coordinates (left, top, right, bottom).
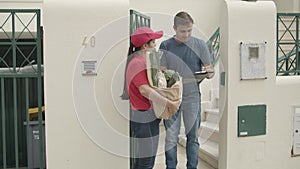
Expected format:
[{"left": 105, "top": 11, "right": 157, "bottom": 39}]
[
  {"left": 82, "top": 61, "right": 97, "bottom": 76},
  {"left": 240, "top": 42, "right": 266, "bottom": 80}
]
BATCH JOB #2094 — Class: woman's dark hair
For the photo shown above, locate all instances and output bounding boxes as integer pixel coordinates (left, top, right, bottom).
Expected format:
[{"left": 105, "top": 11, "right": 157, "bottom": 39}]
[{"left": 121, "top": 40, "right": 151, "bottom": 100}]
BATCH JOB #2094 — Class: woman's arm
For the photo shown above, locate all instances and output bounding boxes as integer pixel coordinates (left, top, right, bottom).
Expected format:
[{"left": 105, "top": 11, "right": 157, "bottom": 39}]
[{"left": 138, "top": 84, "right": 180, "bottom": 115}]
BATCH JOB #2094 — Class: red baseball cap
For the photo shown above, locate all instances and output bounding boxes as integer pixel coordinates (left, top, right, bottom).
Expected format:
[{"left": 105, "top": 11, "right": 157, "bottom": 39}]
[{"left": 131, "top": 26, "right": 163, "bottom": 47}]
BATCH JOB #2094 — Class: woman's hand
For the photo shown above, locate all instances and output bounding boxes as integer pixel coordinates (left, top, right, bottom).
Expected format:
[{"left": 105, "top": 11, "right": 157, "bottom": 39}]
[{"left": 166, "top": 99, "right": 181, "bottom": 115}]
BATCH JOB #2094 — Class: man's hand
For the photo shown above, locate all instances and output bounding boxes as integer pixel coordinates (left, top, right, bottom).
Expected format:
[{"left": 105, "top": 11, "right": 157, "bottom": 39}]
[{"left": 202, "top": 64, "right": 215, "bottom": 79}]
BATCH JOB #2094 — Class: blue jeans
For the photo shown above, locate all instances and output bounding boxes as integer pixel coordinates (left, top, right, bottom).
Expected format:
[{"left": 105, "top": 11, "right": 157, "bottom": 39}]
[
  {"left": 164, "top": 102, "right": 201, "bottom": 169},
  {"left": 130, "top": 109, "right": 161, "bottom": 169}
]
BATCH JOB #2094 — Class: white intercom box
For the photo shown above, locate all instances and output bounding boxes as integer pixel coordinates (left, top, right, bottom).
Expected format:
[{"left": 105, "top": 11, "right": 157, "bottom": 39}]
[{"left": 240, "top": 42, "right": 266, "bottom": 80}]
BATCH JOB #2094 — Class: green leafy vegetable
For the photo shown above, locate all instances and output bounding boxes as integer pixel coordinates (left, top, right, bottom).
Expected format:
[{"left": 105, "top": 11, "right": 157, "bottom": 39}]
[
  {"left": 149, "top": 50, "right": 163, "bottom": 87},
  {"left": 148, "top": 50, "right": 179, "bottom": 88},
  {"left": 163, "top": 70, "right": 180, "bottom": 87}
]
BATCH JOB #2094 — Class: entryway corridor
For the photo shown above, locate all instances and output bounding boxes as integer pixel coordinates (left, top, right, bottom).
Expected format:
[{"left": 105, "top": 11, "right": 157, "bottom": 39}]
[{"left": 153, "top": 124, "right": 215, "bottom": 169}]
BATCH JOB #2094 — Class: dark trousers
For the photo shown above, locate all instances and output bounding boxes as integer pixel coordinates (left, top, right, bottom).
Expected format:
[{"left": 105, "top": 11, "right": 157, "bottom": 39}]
[{"left": 130, "top": 109, "right": 161, "bottom": 169}]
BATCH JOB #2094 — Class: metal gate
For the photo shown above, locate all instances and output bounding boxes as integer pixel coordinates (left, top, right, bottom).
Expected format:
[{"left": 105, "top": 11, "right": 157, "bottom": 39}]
[
  {"left": 129, "top": 9, "right": 151, "bottom": 169},
  {"left": 0, "top": 9, "right": 44, "bottom": 169},
  {"left": 277, "top": 13, "right": 300, "bottom": 75}
]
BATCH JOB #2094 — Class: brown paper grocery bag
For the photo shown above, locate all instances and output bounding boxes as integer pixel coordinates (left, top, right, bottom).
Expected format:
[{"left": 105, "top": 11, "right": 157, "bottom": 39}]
[{"left": 146, "top": 54, "right": 182, "bottom": 119}]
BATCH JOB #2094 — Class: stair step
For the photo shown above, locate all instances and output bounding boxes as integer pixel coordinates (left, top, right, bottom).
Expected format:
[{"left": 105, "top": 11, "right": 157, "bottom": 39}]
[
  {"left": 200, "top": 121, "right": 219, "bottom": 143},
  {"left": 178, "top": 136, "right": 218, "bottom": 169},
  {"left": 199, "top": 140, "right": 219, "bottom": 169},
  {"left": 205, "top": 108, "right": 219, "bottom": 114},
  {"left": 201, "top": 121, "right": 219, "bottom": 131},
  {"left": 204, "top": 108, "right": 219, "bottom": 123},
  {"left": 210, "top": 89, "right": 219, "bottom": 109}
]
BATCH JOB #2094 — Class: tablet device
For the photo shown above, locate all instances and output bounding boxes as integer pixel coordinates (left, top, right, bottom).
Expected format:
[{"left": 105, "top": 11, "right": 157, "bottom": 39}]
[
  {"left": 194, "top": 71, "right": 209, "bottom": 81},
  {"left": 194, "top": 70, "right": 214, "bottom": 81}
]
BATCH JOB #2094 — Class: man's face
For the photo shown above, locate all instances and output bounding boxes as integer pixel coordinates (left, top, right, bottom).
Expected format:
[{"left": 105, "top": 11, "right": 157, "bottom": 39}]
[{"left": 173, "top": 23, "right": 193, "bottom": 43}]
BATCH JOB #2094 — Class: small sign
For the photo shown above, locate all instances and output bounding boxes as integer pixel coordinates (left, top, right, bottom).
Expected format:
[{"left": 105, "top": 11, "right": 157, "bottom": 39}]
[
  {"left": 240, "top": 132, "right": 248, "bottom": 136},
  {"left": 82, "top": 61, "right": 97, "bottom": 76}
]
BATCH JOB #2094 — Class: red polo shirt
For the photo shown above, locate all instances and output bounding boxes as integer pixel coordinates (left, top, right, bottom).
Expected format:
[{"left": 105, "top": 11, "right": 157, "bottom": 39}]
[{"left": 126, "top": 54, "right": 151, "bottom": 110}]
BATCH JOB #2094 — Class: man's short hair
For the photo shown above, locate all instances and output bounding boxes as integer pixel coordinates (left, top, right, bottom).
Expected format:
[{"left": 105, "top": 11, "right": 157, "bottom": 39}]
[{"left": 174, "top": 11, "right": 194, "bottom": 27}]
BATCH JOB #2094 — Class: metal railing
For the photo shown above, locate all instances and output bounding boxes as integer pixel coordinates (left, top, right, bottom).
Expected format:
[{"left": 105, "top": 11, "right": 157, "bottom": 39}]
[
  {"left": 129, "top": 10, "right": 151, "bottom": 35},
  {"left": 277, "top": 13, "right": 300, "bottom": 75},
  {"left": 207, "top": 27, "right": 220, "bottom": 66},
  {"left": 0, "top": 9, "right": 44, "bottom": 169}
]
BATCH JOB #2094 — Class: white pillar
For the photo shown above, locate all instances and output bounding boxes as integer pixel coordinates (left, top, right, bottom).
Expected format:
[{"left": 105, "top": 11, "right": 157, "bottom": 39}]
[
  {"left": 44, "top": 0, "right": 130, "bottom": 168},
  {"left": 220, "top": 1, "right": 278, "bottom": 169}
]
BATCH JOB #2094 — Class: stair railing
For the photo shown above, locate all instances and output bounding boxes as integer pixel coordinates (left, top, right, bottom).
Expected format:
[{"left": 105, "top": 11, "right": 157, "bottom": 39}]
[{"left": 207, "top": 28, "right": 220, "bottom": 67}]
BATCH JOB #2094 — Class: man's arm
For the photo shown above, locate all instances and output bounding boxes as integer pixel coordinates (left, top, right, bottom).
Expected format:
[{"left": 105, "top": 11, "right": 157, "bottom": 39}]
[
  {"left": 199, "top": 40, "right": 215, "bottom": 79},
  {"left": 138, "top": 84, "right": 180, "bottom": 115}
]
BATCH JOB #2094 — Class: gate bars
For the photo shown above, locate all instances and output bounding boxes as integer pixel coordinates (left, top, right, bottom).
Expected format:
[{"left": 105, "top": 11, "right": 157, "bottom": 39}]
[{"left": 0, "top": 9, "right": 44, "bottom": 169}]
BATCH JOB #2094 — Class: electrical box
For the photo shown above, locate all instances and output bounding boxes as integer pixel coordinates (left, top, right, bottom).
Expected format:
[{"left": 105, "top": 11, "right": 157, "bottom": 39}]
[
  {"left": 238, "top": 104, "right": 266, "bottom": 137},
  {"left": 240, "top": 42, "right": 266, "bottom": 80},
  {"left": 293, "top": 107, "right": 300, "bottom": 156},
  {"left": 220, "top": 72, "right": 226, "bottom": 86}
]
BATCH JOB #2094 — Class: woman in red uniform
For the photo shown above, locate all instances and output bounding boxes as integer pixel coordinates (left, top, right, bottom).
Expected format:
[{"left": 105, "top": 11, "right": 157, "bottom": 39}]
[{"left": 126, "top": 26, "right": 180, "bottom": 169}]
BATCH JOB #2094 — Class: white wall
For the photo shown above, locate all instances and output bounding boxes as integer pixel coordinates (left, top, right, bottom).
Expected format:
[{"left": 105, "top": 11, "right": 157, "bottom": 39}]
[
  {"left": 294, "top": 0, "right": 300, "bottom": 12},
  {"left": 44, "top": 0, "right": 130, "bottom": 168},
  {"left": 220, "top": 1, "right": 300, "bottom": 169},
  {"left": 230, "top": 0, "right": 300, "bottom": 12},
  {"left": 260, "top": 0, "right": 300, "bottom": 12},
  {"left": 273, "top": 0, "right": 298, "bottom": 12}
]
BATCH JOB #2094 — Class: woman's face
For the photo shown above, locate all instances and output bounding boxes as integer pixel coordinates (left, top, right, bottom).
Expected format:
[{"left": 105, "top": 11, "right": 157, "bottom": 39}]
[{"left": 145, "top": 40, "right": 156, "bottom": 50}]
